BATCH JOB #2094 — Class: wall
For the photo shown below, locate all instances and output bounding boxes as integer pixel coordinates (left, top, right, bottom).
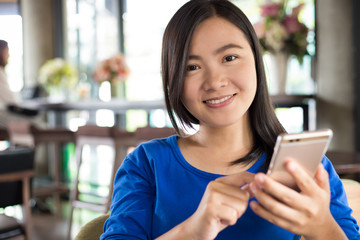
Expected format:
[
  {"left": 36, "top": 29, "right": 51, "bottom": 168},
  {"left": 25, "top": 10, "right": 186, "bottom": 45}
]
[
  {"left": 21, "top": 0, "right": 55, "bottom": 87},
  {"left": 316, "top": 0, "right": 354, "bottom": 151}
]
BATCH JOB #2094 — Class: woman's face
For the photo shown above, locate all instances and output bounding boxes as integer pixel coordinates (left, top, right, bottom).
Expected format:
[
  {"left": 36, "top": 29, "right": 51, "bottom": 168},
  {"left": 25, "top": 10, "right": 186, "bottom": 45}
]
[{"left": 182, "top": 17, "right": 257, "bottom": 129}]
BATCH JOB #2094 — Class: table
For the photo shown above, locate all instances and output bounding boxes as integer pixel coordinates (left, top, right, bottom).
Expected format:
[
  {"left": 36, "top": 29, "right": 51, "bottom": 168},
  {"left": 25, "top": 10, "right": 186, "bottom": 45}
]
[
  {"left": 23, "top": 94, "right": 314, "bottom": 129},
  {"left": 23, "top": 98, "right": 165, "bottom": 113},
  {"left": 23, "top": 98, "right": 166, "bottom": 127}
]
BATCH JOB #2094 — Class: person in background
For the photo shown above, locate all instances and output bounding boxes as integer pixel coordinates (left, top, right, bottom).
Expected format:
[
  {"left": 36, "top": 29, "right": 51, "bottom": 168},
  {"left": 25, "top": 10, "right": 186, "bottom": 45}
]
[
  {"left": 0, "top": 39, "right": 39, "bottom": 129},
  {"left": 101, "top": 1, "right": 360, "bottom": 239},
  {"left": 0, "top": 40, "right": 19, "bottom": 110}
]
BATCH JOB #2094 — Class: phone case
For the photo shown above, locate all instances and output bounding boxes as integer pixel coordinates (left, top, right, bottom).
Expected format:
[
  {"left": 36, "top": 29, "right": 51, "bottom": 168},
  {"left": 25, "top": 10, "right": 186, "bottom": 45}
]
[{"left": 267, "top": 129, "right": 333, "bottom": 189}]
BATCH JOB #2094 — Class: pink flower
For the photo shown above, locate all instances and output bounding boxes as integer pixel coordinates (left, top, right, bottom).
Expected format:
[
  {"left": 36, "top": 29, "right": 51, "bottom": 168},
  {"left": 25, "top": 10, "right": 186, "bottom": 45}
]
[
  {"left": 93, "top": 54, "right": 130, "bottom": 83},
  {"left": 261, "top": 3, "right": 280, "bottom": 17},
  {"left": 283, "top": 16, "right": 304, "bottom": 34},
  {"left": 254, "top": 1, "right": 310, "bottom": 63}
]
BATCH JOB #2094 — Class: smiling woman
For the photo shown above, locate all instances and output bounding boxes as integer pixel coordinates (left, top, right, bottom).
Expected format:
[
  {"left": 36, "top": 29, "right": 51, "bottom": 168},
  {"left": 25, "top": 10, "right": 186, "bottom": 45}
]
[{"left": 101, "top": 1, "right": 359, "bottom": 240}]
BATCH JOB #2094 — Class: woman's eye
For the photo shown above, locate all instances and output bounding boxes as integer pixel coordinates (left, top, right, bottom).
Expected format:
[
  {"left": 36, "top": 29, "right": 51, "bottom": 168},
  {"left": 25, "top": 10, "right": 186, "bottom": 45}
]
[
  {"left": 187, "top": 65, "right": 199, "bottom": 71},
  {"left": 223, "top": 55, "right": 237, "bottom": 62}
]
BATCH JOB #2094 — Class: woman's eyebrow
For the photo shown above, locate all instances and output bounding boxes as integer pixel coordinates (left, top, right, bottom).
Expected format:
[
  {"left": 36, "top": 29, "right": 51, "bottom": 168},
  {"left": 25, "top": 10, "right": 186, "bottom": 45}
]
[
  {"left": 214, "top": 43, "right": 243, "bottom": 55},
  {"left": 188, "top": 43, "right": 243, "bottom": 60},
  {"left": 188, "top": 54, "right": 201, "bottom": 60}
]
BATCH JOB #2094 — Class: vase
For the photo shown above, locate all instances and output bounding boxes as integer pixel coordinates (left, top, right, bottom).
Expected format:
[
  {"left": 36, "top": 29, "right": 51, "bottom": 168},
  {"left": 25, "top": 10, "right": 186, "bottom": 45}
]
[
  {"left": 271, "top": 52, "right": 289, "bottom": 95},
  {"left": 110, "top": 81, "right": 126, "bottom": 99},
  {"left": 47, "top": 86, "right": 67, "bottom": 102}
]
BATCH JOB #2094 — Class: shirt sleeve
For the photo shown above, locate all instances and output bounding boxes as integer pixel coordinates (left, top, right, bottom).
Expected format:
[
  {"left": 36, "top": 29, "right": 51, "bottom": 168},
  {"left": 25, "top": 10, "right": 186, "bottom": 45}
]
[
  {"left": 101, "top": 146, "right": 155, "bottom": 240},
  {"left": 323, "top": 156, "right": 360, "bottom": 239}
]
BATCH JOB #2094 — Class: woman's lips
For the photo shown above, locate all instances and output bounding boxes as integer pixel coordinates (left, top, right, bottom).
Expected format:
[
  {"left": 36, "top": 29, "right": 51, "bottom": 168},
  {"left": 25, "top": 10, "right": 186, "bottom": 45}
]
[{"left": 203, "top": 94, "right": 236, "bottom": 106}]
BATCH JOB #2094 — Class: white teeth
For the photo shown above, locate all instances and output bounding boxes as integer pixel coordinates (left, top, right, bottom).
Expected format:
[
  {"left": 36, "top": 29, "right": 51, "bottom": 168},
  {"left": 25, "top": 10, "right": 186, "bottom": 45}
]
[{"left": 205, "top": 95, "right": 232, "bottom": 104}]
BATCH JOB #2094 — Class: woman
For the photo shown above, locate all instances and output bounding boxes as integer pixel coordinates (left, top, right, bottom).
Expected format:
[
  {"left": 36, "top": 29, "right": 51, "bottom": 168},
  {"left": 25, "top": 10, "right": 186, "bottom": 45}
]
[
  {"left": 101, "top": 1, "right": 360, "bottom": 239},
  {"left": 0, "top": 40, "right": 39, "bottom": 128},
  {"left": 0, "top": 40, "right": 19, "bottom": 111},
  {"left": 0, "top": 39, "right": 25, "bottom": 129}
]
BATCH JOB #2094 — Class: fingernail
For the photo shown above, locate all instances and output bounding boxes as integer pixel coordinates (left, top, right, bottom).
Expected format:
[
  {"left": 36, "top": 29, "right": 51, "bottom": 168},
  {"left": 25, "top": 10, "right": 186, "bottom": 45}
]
[
  {"left": 244, "top": 190, "right": 250, "bottom": 199},
  {"left": 288, "top": 161, "right": 296, "bottom": 172},
  {"left": 250, "top": 182, "right": 257, "bottom": 194},
  {"left": 250, "top": 201, "right": 257, "bottom": 210},
  {"left": 255, "top": 174, "right": 264, "bottom": 184}
]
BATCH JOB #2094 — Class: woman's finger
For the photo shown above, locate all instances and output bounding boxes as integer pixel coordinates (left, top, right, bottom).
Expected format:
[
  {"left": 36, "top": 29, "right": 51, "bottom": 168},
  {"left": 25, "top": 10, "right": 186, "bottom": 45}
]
[
  {"left": 314, "top": 164, "right": 330, "bottom": 192},
  {"left": 208, "top": 180, "right": 250, "bottom": 205},
  {"left": 216, "top": 171, "right": 255, "bottom": 187},
  {"left": 251, "top": 173, "right": 302, "bottom": 209},
  {"left": 249, "top": 200, "right": 301, "bottom": 234},
  {"left": 215, "top": 203, "right": 245, "bottom": 226},
  {"left": 284, "top": 159, "right": 319, "bottom": 194},
  {"left": 249, "top": 179, "right": 301, "bottom": 221},
  {"left": 215, "top": 172, "right": 255, "bottom": 198}
]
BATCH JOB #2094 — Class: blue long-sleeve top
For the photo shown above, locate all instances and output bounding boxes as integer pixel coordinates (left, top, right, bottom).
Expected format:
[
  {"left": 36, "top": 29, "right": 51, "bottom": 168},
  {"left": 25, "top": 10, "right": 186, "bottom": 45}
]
[{"left": 101, "top": 135, "right": 360, "bottom": 240}]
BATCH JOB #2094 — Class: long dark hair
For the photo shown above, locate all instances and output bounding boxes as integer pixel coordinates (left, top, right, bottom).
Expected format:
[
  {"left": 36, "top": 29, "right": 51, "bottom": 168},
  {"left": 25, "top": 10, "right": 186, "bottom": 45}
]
[
  {"left": 161, "top": 0, "right": 286, "bottom": 170},
  {"left": 0, "top": 40, "right": 8, "bottom": 67}
]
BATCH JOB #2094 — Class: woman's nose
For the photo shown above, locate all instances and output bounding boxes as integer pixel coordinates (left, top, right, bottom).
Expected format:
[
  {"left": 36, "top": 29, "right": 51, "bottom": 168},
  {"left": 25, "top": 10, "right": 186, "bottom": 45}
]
[{"left": 203, "top": 69, "right": 228, "bottom": 91}]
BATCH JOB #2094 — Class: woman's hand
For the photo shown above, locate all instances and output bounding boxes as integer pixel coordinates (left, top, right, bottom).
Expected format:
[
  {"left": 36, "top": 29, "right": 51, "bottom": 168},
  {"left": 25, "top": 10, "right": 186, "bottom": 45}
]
[
  {"left": 157, "top": 172, "right": 254, "bottom": 240},
  {"left": 186, "top": 172, "right": 254, "bottom": 240},
  {"left": 188, "top": 172, "right": 254, "bottom": 240},
  {"left": 249, "top": 159, "right": 347, "bottom": 240}
]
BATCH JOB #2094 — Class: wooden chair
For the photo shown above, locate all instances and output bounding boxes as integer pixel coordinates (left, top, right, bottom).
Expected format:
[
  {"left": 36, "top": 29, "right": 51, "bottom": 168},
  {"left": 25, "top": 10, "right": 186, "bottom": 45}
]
[
  {"left": 7, "top": 122, "right": 75, "bottom": 214},
  {"left": 133, "top": 125, "right": 176, "bottom": 141},
  {"left": 67, "top": 125, "right": 136, "bottom": 240},
  {"left": 67, "top": 125, "right": 175, "bottom": 240},
  {"left": 0, "top": 147, "right": 35, "bottom": 240},
  {"left": 74, "top": 214, "right": 109, "bottom": 240}
]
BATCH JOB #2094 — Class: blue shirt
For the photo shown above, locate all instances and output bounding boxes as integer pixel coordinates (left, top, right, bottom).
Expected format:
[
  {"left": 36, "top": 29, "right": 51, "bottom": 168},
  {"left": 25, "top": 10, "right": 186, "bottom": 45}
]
[{"left": 101, "top": 135, "right": 360, "bottom": 239}]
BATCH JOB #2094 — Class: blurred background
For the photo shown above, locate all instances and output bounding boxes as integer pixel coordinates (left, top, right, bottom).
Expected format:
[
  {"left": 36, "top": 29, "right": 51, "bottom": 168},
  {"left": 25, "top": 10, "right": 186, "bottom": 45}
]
[{"left": 0, "top": 0, "right": 359, "bottom": 239}]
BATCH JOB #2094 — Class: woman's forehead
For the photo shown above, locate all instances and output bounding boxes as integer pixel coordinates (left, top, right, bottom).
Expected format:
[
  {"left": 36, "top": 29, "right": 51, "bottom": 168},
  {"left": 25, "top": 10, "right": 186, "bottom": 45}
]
[{"left": 189, "top": 17, "right": 250, "bottom": 53}]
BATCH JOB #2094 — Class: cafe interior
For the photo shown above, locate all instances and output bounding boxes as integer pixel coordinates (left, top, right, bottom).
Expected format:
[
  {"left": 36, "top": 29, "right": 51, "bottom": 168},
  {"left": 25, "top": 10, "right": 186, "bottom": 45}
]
[{"left": 0, "top": 0, "right": 359, "bottom": 239}]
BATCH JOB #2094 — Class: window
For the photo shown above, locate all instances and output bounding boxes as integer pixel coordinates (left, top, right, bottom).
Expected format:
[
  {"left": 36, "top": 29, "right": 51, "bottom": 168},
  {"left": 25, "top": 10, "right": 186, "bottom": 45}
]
[
  {"left": 65, "top": 0, "right": 315, "bottom": 133},
  {"left": 66, "top": 0, "right": 120, "bottom": 97},
  {"left": 0, "top": 3, "right": 23, "bottom": 93},
  {"left": 65, "top": 0, "right": 121, "bottom": 128}
]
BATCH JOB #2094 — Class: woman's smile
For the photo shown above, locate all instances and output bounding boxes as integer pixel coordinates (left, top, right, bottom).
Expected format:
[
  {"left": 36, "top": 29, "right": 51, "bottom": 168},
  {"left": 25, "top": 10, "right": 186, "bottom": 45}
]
[{"left": 203, "top": 93, "right": 236, "bottom": 107}]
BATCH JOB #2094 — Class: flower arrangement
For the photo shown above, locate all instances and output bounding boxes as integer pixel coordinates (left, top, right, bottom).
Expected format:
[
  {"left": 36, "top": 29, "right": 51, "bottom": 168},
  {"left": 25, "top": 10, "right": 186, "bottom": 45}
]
[
  {"left": 254, "top": 0, "right": 310, "bottom": 64},
  {"left": 93, "top": 53, "right": 130, "bottom": 83},
  {"left": 38, "top": 58, "right": 78, "bottom": 89}
]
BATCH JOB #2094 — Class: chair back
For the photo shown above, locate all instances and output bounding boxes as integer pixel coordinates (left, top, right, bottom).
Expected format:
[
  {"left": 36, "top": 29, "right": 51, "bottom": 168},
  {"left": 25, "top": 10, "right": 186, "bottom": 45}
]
[
  {"left": 134, "top": 126, "right": 176, "bottom": 141},
  {"left": 0, "top": 146, "right": 35, "bottom": 240},
  {"left": 74, "top": 214, "right": 109, "bottom": 240},
  {"left": 0, "top": 147, "right": 34, "bottom": 207}
]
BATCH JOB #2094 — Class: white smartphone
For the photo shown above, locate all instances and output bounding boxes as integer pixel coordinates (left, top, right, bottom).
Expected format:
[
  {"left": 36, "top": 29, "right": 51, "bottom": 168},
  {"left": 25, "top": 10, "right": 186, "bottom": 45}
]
[{"left": 266, "top": 129, "right": 333, "bottom": 190}]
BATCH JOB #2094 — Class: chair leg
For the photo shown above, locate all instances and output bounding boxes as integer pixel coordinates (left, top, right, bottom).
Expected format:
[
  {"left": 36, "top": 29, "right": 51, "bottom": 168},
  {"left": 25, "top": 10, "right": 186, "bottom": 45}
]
[
  {"left": 53, "top": 143, "right": 62, "bottom": 215},
  {"left": 67, "top": 142, "right": 83, "bottom": 240},
  {"left": 67, "top": 205, "right": 75, "bottom": 240},
  {"left": 23, "top": 177, "right": 32, "bottom": 240}
]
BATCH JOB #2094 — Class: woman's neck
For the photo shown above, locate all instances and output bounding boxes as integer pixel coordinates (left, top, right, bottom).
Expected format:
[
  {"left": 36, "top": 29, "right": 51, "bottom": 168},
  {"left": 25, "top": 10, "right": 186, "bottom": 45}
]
[
  {"left": 178, "top": 119, "right": 256, "bottom": 175},
  {"left": 195, "top": 112, "right": 254, "bottom": 151},
  {"left": 194, "top": 126, "right": 252, "bottom": 153}
]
